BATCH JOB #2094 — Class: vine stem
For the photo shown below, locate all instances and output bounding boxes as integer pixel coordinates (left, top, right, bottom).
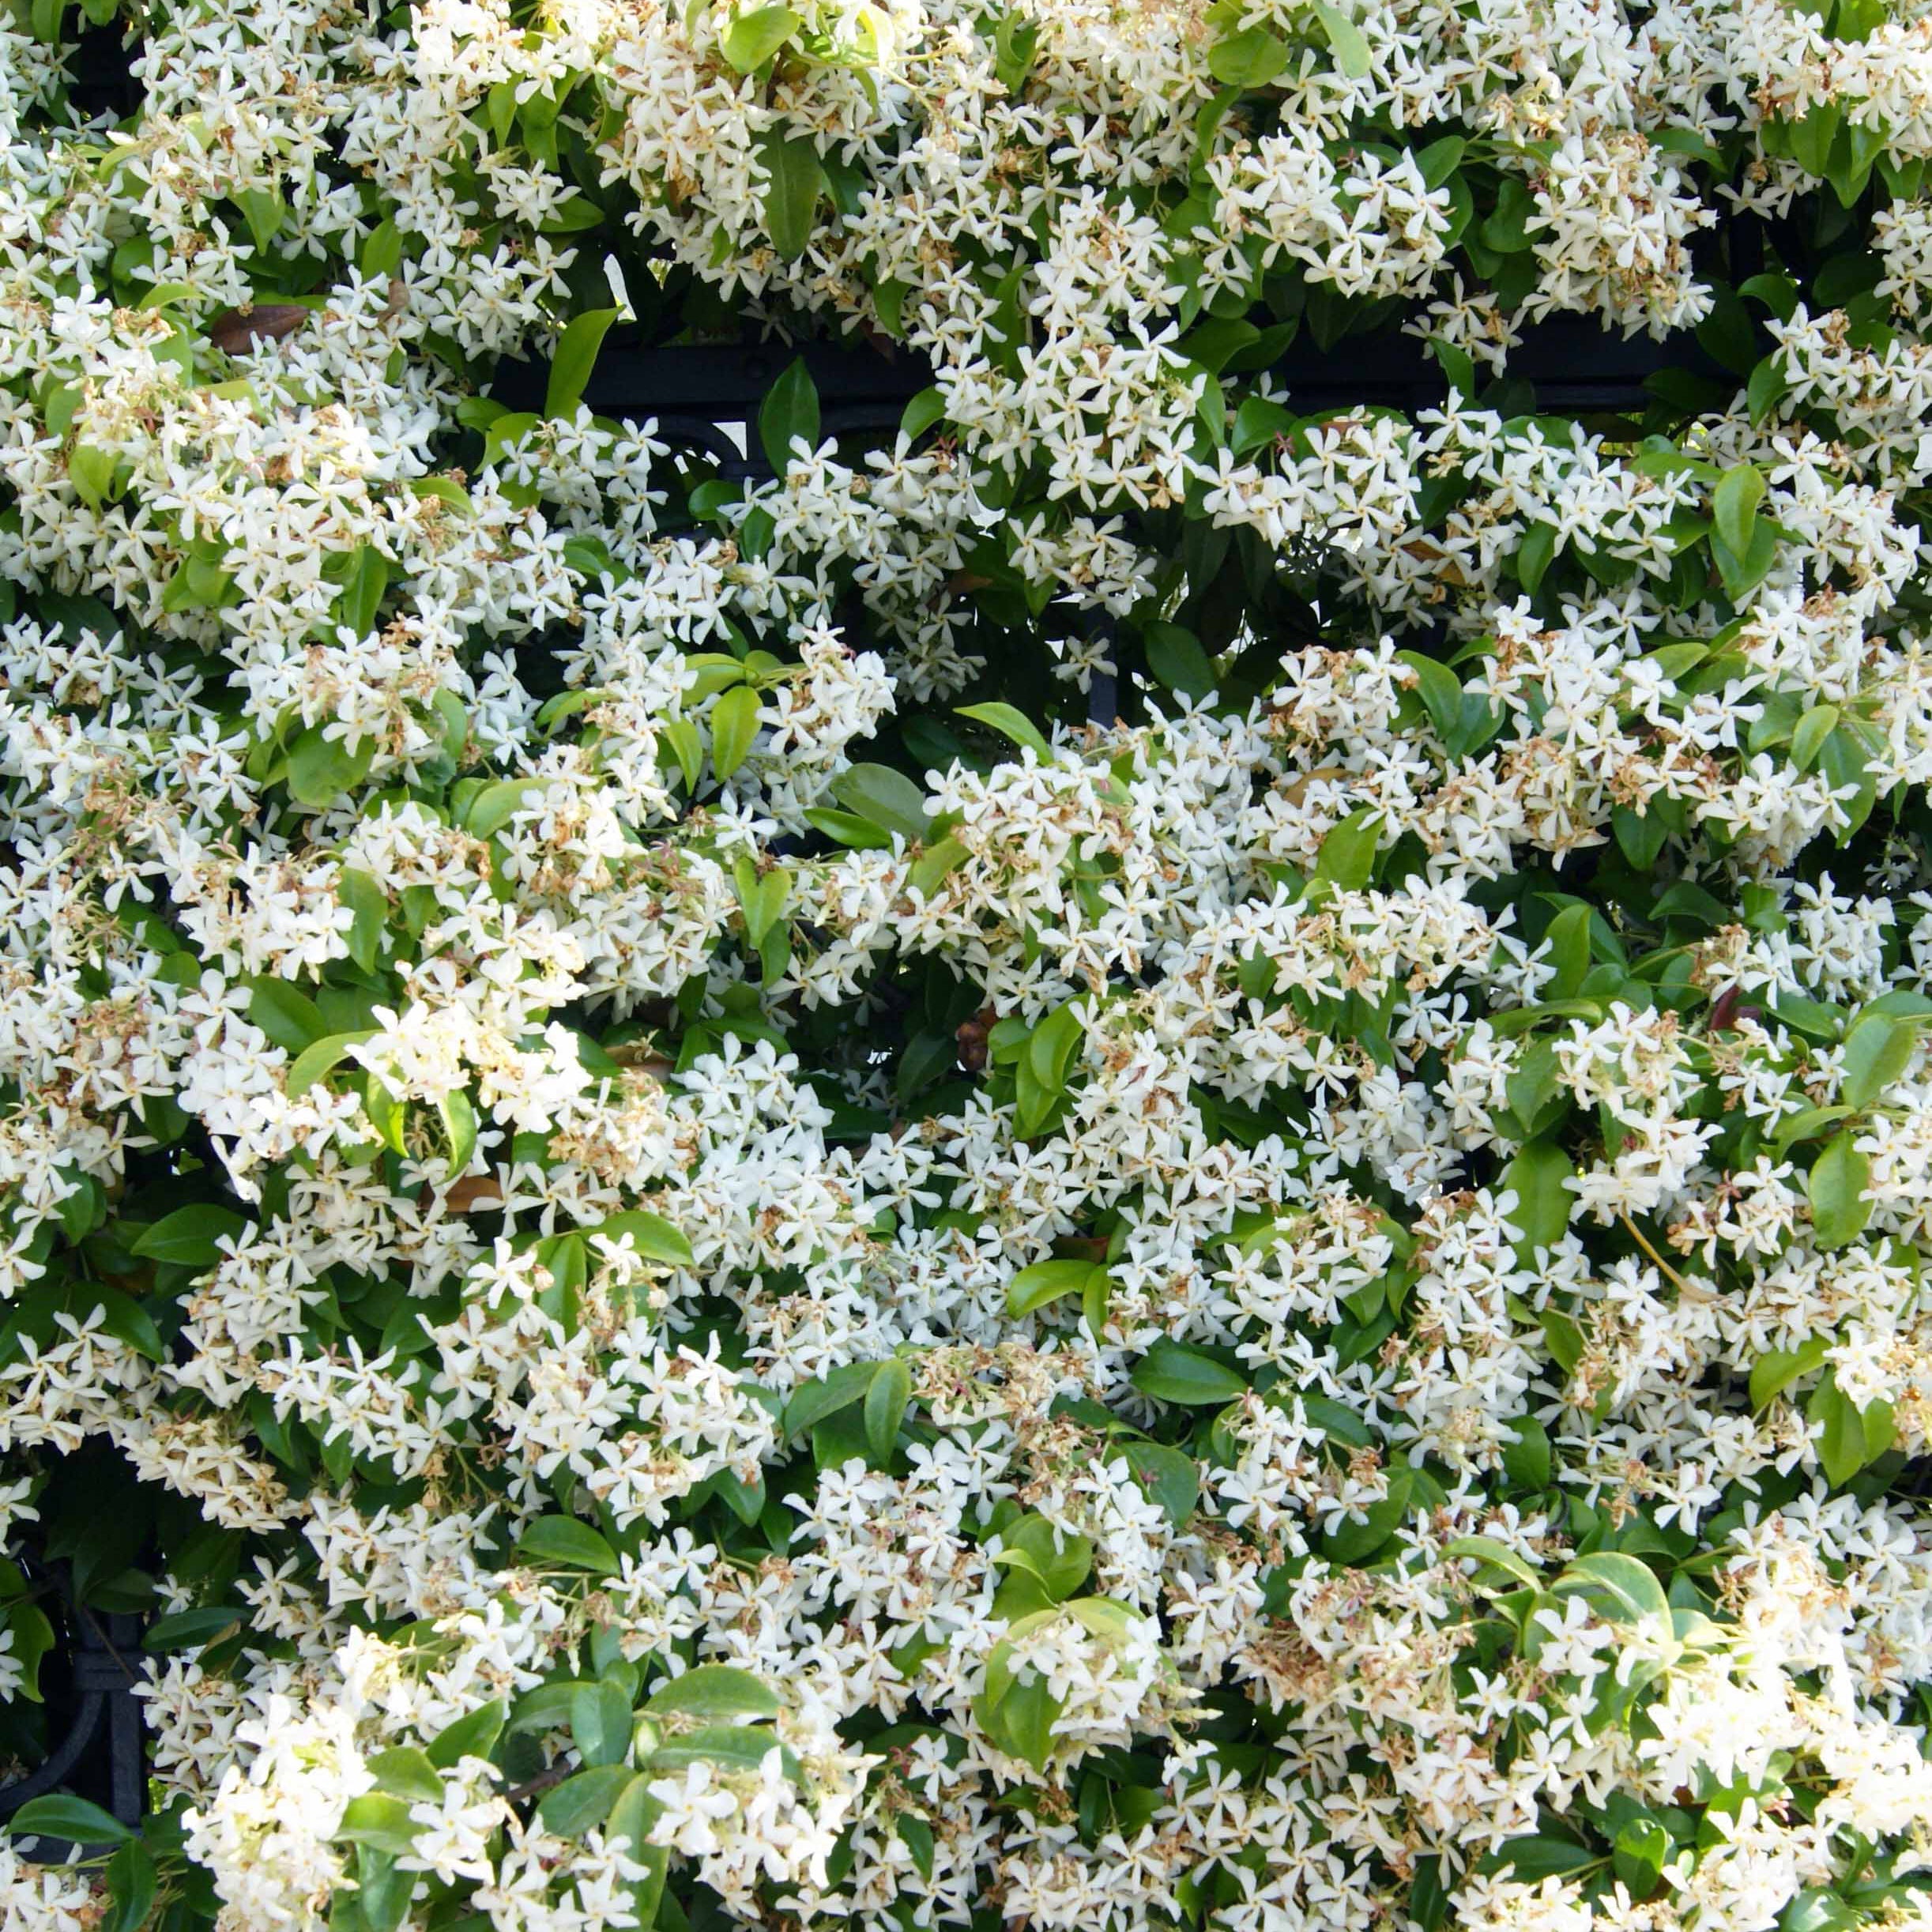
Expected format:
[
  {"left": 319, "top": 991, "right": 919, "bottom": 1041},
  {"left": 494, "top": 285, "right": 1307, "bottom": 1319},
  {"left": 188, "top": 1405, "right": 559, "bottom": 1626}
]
[
  {"left": 1619, "top": 1213, "right": 1704, "bottom": 1300},
  {"left": 503, "top": 1764, "right": 573, "bottom": 1806}
]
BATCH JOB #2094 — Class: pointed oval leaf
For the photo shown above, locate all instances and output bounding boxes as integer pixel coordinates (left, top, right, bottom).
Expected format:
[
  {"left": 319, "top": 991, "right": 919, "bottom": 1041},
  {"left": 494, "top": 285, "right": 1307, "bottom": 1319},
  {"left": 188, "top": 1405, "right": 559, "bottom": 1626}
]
[{"left": 645, "top": 1664, "right": 781, "bottom": 1723}]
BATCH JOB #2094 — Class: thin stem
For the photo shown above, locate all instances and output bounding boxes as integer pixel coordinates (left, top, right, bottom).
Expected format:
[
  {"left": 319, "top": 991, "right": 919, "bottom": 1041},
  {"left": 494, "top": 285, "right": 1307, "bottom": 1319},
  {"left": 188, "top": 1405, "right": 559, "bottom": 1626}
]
[{"left": 1620, "top": 1213, "right": 1700, "bottom": 1299}]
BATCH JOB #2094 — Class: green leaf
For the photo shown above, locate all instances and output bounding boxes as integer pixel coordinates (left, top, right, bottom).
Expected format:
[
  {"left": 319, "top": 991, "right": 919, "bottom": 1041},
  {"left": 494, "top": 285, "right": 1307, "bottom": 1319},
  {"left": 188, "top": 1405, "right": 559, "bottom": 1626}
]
[
  {"left": 1788, "top": 101, "right": 1840, "bottom": 175},
  {"left": 733, "top": 857, "right": 791, "bottom": 950},
  {"left": 646, "top": 1664, "right": 781, "bottom": 1723},
  {"left": 829, "top": 763, "right": 929, "bottom": 842},
  {"left": 997, "top": 1516, "right": 1092, "bottom": 1602},
  {"left": 80, "top": 1286, "right": 162, "bottom": 1363},
  {"left": 1789, "top": 702, "right": 1838, "bottom": 774},
  {"left": 234, "top": 186, "right": 285, "bottom": 251},
  {"left": 337, "top": 1794, "right": 416, "bottom": 1855},
  {"left": 1748, "top": 354, "right": 1791, "bottom": 424},
  {"left": 991, "top": 7, "right": 1038, "bottom": 90},
  {"left": 1444, "top": 1535, "right": 1540, "bottom": 1591},
  {"left": 355, "top": 1847, "right": 412, "bottom": 1932},
  {"left": 1711, "top": 516, "right": 1780, "bottom": 605},
  {"left": 332, "top": 544, "right": 389, "bottom": 638},
  {"left": 1612, "top": 802, "right": 1668, "bottom": 871},
  {"left": 1751, "top": 1337, "right": 1830, "bottom": 1410},
  {"left": 1501, "top": 1414, "right": 1551, "bottom": 1491},
  {"left": 783, "top": 1361, "right": 876, "bottom": 1438},
  {"left": 6, "top": 1795, "right": 134, "bottom": 1844},
  {"left": 603, "top": 1770, "right": 658, "bottom": 1853},
  {"left": 1841, "top": 1011, "right": 1919, "bottom": 1110},
  {"left": 1553, "top": 1551, "right": 1670, "bottom": 1625},
  {"left": 426, "top": 1698, "right": 506, "bottom": 1769},
  {"left": 1783, "top": 1891, "right": 1862, "bottom": 1932},
  {"left": 363, "top": 1073, "right": 407, "bottom": 1154},
  {"left": 1231, "top": 396, "right": 1297, "bottom": 455},
  {"left": 66, "top": 443, "right": 119, "bottom": 510},
  {"left": 604, "top": 1776, "right": 668, "bottom": 1926},
  {"left": 977, "top": 1668, "right": 1060, "bottom": 1770},
  {"left": 646, "top": 1727, "right": 800, "bottom": 1782},
  {"left": 1081, "top": 1262, "right": 1112, "bottom": 1340},
  {"left": 1007, "top": 1258, "right": 1103, "bottom": 1317},
  {"left": 1143, "top": 623, "right": 1216, "bottom": 702},
  {"left": 1026, "top": 1005, "right": 1084, "bottom": 1092},
  {"left": 1313, "top": 808, "right": 1381, "bottom": 890},
  {"left": 361, "top": 218, "right": 404, "bottom": 280},
  {"left": 1809, "top": 1369, "right": 1895, "bottom": 1486},
  {"left": 462, "top": 778, "right": 541, "bottom": 837},
  {"left": 710, "top": 684, "right": 762, "bottom": 781},
  {"left": 572, "top": 1680, "right": 635, "bottom": 1768},
  {"left": 1498, "top": 1836, "right": 1599, "bottom": 1881},
  {"left": 1130, "top": 1338, "right": 1246, "bottom": 1405},
  {"left": 1712, "top": 465, "right": 1766, "bottom": 561},
  {"left": 1498, "top": 1141, "right": 1574, "bottom": 1260},
  {"left": 339, "top": 868, "right": 388, "bottom": 971},
  {"left": 1516, "top": 522, "right": 1558, "bottom": 594},
  {"left": 1502, "top": 1038, "right": 1569, "bottom": 1139},
  {"left": 287, "top": 725, "right": 376, "bottom": 808},
  {"left": 1414, "top": 135, "right": 1464, "bottom": 188},
  {"left": 1397, "top": 650, "right": 1463, "bottom": 745},
  {"left": 906, "top": 834, "right": 967, "bottom": 898},
  {"left": 1410, "top": 1858, "right": 1451, "bottom": 1932},
  {"left": 956, "top": 701, "right": 1051, "bottom": 761},
  {"left": 141, "top": 1606, "right": 245, "bottom": 1652},
  {"left": 547, "top": 308, "right": 620, "bottom": 420},
  {"left": 757, "top": 356, "right": 822, "bottom": 471},
  {"left": 898, "top": 386, "right": 948, "bottom": 444},
  {"left": 131, "top": 1203, "right": 245, "bottom": 1268},
  {"left": 1207, "top": 25, "right": 1287, "bottom": 86},
  {"left": 440, "top": 1090, "right": 478, "bottom": 1172},
  {"left": 587, "top": 1210, "right": 692, "bottom": 1267},
  {"left": 286, "top": 1030, "right": 376, "bottom": 1097},
  {"left": 104, "top": 1840, "right": 156, "bottom": 1932},
  {"left": 537, "top": 1765, "right": 634, "bottom": 1836},
  {"left": 514, "top": 1516, "right": 620, "bottom": 1576},
  {"left": 369, "top": 1746, "right": 444, "bottom": 1804},
  {"left": 804, "top": 807, "right": 891, "bottom": 849},
  {"left": 897, "top": 1813, "right": 936, "bottom": 1883},
  {"left": 1122, "top": 1441, "right": 1199, "bottom": 1527},
  {"left": 864, "top": 1358, "right": 912, "bottom": 1462},
  {"left": 720, "top": 2, "right": 798, "bottom": 68},
  {"left": 1808, "top": 1131, "right": 1872, "bottom": 1250},
  {"left": 1614, "top": 1820, "right": 1669, "bottom": 1898},
  {"left": 758, "top": 133, "right": 825, "bottom": 260},
  {"left": 1312, "top": 1, "right": 1371, "bottom": 76},
  {"left": 1539, "top": 902, "right": 1594, "bottom": 1001}
]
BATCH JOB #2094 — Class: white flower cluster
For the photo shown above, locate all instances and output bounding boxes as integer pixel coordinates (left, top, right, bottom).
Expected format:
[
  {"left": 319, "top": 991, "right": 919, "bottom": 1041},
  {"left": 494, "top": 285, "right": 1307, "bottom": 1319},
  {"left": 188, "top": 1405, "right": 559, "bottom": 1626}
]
[{"left": 0, "top": 0, "right": 1930, "bottom": 1930}]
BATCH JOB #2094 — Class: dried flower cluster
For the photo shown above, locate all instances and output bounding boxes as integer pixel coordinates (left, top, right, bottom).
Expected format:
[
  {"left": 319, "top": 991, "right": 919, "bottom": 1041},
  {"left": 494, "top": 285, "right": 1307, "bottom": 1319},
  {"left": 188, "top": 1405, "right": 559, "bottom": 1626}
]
[{"left": 2, "top": 0, "right": 1931, "bottom": 1930}]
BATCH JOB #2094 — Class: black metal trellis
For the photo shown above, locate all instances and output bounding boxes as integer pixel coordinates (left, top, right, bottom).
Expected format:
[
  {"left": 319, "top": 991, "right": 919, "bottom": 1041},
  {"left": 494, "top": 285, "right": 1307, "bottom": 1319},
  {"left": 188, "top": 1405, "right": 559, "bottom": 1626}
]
[
  {"left": 495, "top": 311, "right": 1715, "bottom": 471},
  {"left": 494, "top": 313, "right": 1714, "bottom": 736},
  {"left": 0, "top": 1565, "right": 145, "bottom": 1852},
  {"left": 491, "top": 334, "right": 937, "bottom": 480}
]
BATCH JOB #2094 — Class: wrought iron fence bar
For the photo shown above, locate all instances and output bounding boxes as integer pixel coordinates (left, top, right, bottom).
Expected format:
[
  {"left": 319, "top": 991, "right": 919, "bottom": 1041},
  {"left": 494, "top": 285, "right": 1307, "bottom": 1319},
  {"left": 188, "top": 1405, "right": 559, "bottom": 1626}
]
[
  {"left": 0, "top": 1565, "right": 145, "bottom": 1851},
  {"left": 494, "top": 314, "right": 1722, "bottom": 481}
]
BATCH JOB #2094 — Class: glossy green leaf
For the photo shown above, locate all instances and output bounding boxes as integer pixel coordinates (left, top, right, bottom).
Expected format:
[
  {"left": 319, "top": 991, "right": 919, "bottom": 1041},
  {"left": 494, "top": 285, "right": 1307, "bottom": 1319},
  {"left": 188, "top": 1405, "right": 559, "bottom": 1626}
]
[
  {"left": 646, "top": 1664, "right": 781, "bottom": 1723},
  {"left": 1130, "top": 1338, "right": 1246, "bottom": 1405},
  {"left": 720, "top": 2, "right": 798, "bottom": 69},
  {"left": 956, "top": 701, "right": 1052, "bottom": 761},
  {"left": 132, "top": 1203, "right": 246, "bottom": 1267},
  {"left": 547, "top": 308, "right": 620, "bottom": 419},
  {"left": 514, "top": 1516, "right": 621, "bottom": 1576},
  {"left": 1808, "top": 1131, "right": 1872, "bottom": 1250},
  {"left": 757, "top": 356, "right": 821, "bottom": 470}
]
